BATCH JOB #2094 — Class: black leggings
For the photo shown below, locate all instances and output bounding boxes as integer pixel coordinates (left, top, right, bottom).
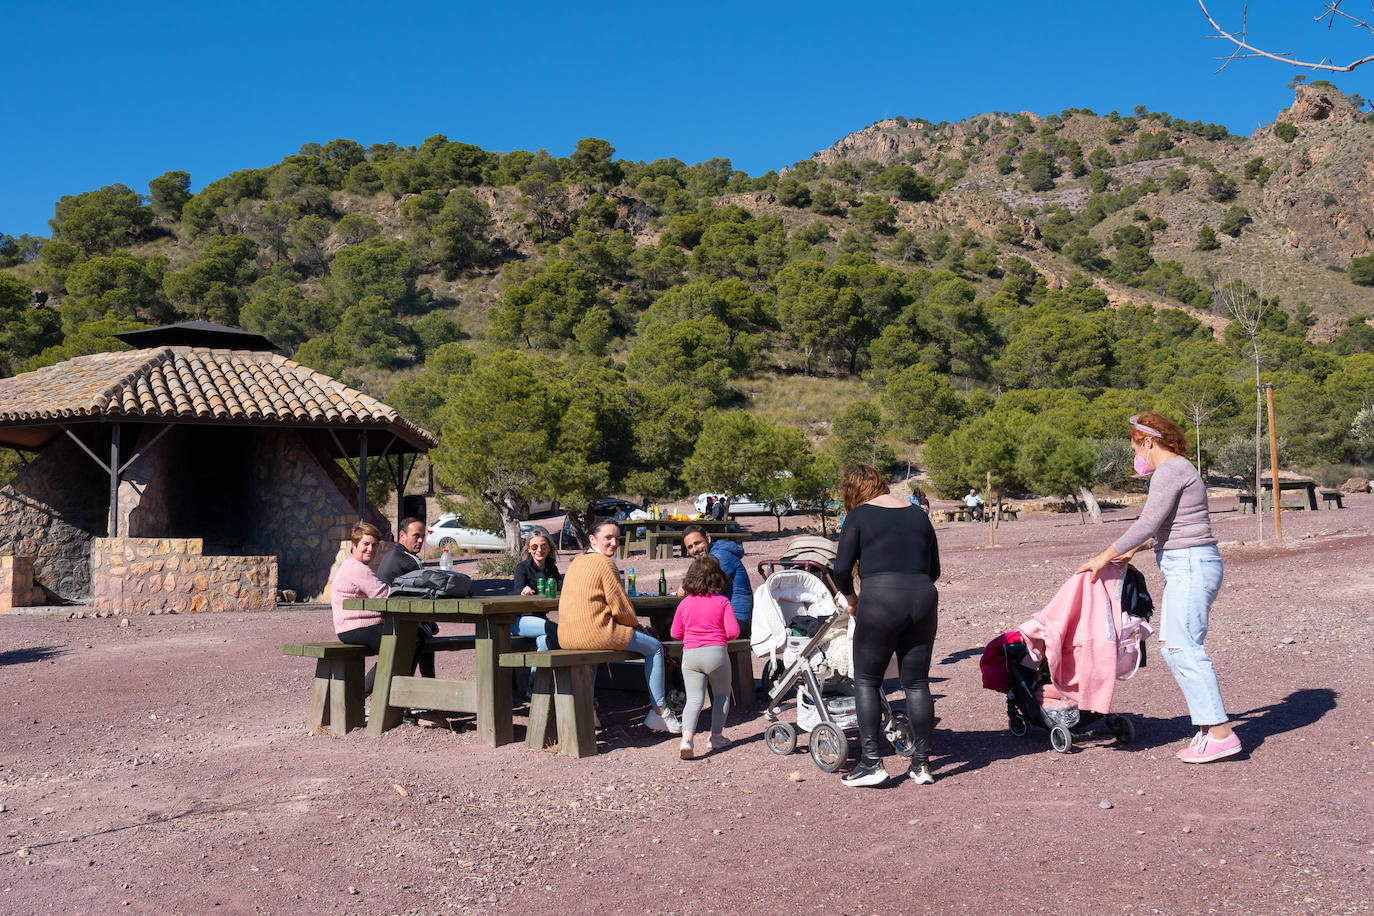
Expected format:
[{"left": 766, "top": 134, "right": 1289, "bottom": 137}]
[
  {"left": 337, "top": 622, "right": 436, "bottom": 695},
  {"left": 850, "top": 572, "right": 938, "bottom": 764}
]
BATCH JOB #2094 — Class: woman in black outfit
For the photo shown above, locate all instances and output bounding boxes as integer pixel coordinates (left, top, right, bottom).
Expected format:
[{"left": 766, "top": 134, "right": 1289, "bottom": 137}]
[
  {"left": 513, "top": 531, "right": 561, "bottom": 596},
  {"left": 834, "top": 464, "right": 941, "bottom": 788}
]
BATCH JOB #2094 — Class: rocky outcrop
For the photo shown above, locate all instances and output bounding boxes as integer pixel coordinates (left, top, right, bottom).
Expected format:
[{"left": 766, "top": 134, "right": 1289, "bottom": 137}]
[{"left": 1282, "top": 84, "right": 1362, "bottom": 126}]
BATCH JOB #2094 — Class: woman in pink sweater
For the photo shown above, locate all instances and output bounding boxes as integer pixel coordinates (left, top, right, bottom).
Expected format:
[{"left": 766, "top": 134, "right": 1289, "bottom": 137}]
[
  {"left": 333, "top": 522, "right": 436, "bottom": 697},
  {"left": 670, "top": 555, "right": 740, "bottom": 759}
]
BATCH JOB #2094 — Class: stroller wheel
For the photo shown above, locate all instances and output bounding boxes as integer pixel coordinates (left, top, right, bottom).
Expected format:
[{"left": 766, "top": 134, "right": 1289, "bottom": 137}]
[
  {"left": 1049, "top": 724, "right": 1073, "bottom": 754},
  {"left": 1106, "top": 714, "right": 1135, "bottom": 745},
  {"left": 885, "top": 712, "right": 915, "bottom": 756},
  {"left": 808, "top": 722, "right": 847, "bottom": 773},
  {"left": 764, "top": 722, "right": 797, "bottom": 756},
  {"left": 1008, "top": 713, "right": 1029, "bottom": 737}
]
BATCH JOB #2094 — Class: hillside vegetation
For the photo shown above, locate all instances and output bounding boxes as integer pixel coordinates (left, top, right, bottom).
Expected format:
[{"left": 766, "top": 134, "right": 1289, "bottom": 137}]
[{"left": 3, "top": 85, "right": 1373, "bottom": 525}]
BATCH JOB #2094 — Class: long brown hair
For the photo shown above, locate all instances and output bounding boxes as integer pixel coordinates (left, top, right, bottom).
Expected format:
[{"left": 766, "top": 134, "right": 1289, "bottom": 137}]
[
  {"left": 1130, "top": 411, "right": 1189, "bottom": 457},
  {"left": 682, "top": 555, "right": 727, "bottom": 597},
  {"left": 841, "top": 464, "right": 889, "bottom": 511}
]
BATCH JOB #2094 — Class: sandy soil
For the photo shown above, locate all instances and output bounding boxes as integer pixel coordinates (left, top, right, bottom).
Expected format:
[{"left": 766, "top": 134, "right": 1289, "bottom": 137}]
[{"left": 1, "top": 497, "right": 1371, "bottom": 914}]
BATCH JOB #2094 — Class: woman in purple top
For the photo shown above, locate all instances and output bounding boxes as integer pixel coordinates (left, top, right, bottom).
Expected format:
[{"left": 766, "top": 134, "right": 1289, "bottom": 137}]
[{"left": 1079, "top": 412, "right": 1240, "bottom": 764}]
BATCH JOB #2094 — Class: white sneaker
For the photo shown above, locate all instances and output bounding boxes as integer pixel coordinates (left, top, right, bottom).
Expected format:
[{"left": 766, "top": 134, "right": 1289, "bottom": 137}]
[{"left": 645, "top": 708, "right": 683, "bottom": 734}]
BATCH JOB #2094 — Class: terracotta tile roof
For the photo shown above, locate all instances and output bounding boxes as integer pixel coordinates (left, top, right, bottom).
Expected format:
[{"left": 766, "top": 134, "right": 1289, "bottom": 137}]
[{"left": 0, "top": 347, "right": 436, "bottom": 448}]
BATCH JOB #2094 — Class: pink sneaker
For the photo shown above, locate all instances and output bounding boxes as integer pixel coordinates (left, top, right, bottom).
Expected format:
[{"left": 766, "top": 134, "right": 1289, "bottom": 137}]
[{"left": 1177, "top": 730, "right": 1242, "bottom": 763}]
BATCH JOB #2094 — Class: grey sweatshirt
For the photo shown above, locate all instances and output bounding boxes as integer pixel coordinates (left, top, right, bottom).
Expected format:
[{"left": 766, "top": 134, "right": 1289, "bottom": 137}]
[{"left": 1111, "top": 456, "right": 1217, "bottom": 554}]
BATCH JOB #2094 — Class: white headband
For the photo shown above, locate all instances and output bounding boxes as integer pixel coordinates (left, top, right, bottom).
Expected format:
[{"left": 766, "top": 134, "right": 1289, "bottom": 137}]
[{"left": 1129, "top": 414, "right": 1162, "bottom": 438}]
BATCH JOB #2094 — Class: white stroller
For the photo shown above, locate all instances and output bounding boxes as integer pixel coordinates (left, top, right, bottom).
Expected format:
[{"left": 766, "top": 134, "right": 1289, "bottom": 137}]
[{"left": 752, "top": 541, "right": 914, "bottom": 772}]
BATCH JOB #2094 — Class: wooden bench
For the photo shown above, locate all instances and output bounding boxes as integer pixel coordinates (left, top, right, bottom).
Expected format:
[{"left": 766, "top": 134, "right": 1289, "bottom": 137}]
[
  {"left": 662, "top": 638, "right": 756, "bottom": 706},
  {"left": 499, "top": 648, "right": 635, "bottom": 757},
  {"left": 283, "top": 635, "right": 477, "bottom": 736},
  {"left": 1237, "top": 493, "right": 1257, "bottom": 514},
  {"left": 1320, "top": 488, "right": 1345, "bottom": 509}
]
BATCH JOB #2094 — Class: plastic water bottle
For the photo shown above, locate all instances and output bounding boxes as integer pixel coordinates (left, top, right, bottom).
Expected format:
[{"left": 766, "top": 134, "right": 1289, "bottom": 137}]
[
  {"left": 440, "top": 548, "right": 451, "bottom": 571},
  {"left": 627, "top": 567, "right": 637, "bottom": 597}
]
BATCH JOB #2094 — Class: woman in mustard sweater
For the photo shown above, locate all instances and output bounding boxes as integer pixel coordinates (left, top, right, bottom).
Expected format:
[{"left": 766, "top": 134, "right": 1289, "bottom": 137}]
[{"left": 558, "top": 519, "right": 681, "bottom": 734}]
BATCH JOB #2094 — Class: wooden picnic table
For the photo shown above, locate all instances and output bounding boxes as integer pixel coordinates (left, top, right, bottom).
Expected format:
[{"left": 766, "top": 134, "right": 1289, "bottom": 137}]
[
  {"left": 342, "top": 594, "right": 556, "bottom": 745},
  {"left": 1260, "top": 478, "right": 1319, "bottom": 511},
  {"left": 618, "top": 518, "right": 741, "bottom": 559}
]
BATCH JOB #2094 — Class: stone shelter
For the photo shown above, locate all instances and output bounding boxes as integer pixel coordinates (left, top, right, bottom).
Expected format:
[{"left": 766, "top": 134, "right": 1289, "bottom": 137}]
[{"left": 0, "top": 323, "right": 436, "bottom": 613}]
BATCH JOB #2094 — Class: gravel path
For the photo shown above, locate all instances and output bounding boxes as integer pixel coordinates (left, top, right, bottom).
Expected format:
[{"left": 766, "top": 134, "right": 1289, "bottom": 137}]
[{"left": 1, "top": 498, "right": 1371, "bottom": 913}]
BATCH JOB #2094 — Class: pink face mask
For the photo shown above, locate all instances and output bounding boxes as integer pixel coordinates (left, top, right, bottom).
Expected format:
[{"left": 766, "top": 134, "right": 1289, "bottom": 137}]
[{"left": 1134, "top": 453, "right": 1154, "bottom": 476}]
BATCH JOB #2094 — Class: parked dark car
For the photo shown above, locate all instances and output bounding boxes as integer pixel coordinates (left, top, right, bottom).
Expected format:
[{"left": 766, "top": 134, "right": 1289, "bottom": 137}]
[{"left": 558, "top": 498, "right": 643, "bottom": 548}]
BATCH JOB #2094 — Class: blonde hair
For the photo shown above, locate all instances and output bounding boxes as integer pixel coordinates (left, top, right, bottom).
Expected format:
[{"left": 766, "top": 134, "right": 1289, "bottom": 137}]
[
  {"left": 351, "top": 522, "right": 383, "bottom": 546},
  {"left": 525, "top": 533, "right": 553, "bottom": 556}
]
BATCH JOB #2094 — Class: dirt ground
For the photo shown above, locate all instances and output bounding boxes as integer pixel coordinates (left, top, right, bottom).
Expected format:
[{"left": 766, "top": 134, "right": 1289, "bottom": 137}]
[{"left": 1, "top": 497, "right": 1372, "bottom": 914}]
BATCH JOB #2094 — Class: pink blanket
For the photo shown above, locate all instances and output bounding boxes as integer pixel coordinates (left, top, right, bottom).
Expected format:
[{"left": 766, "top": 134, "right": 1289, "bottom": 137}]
[{"left": 1018, "top": 566, "right": 1127, "bottom": 714}]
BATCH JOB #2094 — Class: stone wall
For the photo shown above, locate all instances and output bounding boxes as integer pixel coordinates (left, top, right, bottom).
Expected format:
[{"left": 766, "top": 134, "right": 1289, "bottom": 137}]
[
  {"left": 90, "top": 537, "right": 277, "bottom": 615},
  {"left": 0, "top": 436, "right": 109, "bottom": 599},
  {"left": 249, "top": 430, "right": 361, "bottom": 602},
  {"left": 119, "top": 426, "right": 173, "bottom": 538}
]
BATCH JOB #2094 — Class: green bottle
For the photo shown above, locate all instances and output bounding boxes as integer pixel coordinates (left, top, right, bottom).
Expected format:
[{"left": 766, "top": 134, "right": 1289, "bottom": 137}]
[
  {"left": 627, "top": 567, "right": 637, "bottom": 597},
  {"left": 658, "top": 569, "right": 667, "bottom": 596}
]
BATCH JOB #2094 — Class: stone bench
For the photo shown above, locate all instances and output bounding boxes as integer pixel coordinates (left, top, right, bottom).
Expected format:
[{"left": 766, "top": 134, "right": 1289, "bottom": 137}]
[
  {"left": 0, "top": 555, "right": 42, "bottom": 612},
  {"left": 283, "top": 635, "right": 478, "bottom": 736},
  {"left": 499, "top": 648, "right": 636, "bottom": 757}
]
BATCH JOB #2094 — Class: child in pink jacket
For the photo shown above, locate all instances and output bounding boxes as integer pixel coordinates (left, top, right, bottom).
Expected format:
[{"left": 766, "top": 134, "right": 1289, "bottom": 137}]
[{"left": 670, "top": 555, "right": 740, "bottom": 759}]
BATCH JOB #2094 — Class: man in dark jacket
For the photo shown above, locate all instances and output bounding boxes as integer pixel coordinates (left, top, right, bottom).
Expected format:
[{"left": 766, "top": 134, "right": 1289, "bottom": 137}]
[
  {"left": 377, "top": 517, "right": 426, "bottom": 585},
  {"left": 682, "top": 525, "right": 753, "bottom": 637}
]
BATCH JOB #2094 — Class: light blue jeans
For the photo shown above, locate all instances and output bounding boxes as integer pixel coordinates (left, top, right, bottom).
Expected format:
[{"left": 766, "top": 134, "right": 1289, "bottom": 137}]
[
  {"left": 511, "top": 615, "right": 557, "bottom": 651},
  {"left": 624, "top": 628, "right": 668, "bottom": 709},
  {"left": 1157, "top": 545, "right": 1228, "bottom": 726}
]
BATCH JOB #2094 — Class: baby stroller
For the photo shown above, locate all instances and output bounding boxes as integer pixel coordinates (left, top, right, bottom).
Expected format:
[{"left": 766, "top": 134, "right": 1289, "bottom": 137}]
[
  {"left": 752, "top": 539, "right": 913, "bottom": 773},
  {"left": 981, "top": 565, "right": 1154, "bottom": 753}
]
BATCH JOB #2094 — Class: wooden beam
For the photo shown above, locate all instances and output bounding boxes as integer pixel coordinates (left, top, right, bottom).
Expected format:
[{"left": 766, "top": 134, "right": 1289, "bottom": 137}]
[
  {"left": 388, "top": 676, "right": 476, "bottom": 712},
  {"left": 117, "top": 423, "right": 173, "bottom": 474},
  {"left": 61, "top": 426, "right": 111, "bottom": 474}
]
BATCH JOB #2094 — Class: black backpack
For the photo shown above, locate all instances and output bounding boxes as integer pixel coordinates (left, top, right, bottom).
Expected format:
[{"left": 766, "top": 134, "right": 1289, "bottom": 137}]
[{"left": 389, "top": 568, "right": 472, "bottom": 599}]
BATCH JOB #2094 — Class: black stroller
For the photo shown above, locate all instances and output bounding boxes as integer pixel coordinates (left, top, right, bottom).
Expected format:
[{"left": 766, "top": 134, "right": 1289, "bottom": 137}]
[{"left": 982, "top": 565, "right": 1155, "bottom": 753}]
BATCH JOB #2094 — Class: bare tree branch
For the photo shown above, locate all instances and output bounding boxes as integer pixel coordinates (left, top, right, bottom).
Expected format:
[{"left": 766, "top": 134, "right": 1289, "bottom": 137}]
[{"left": 1199, "top": 1, "right": 1374, "bottom": 72}]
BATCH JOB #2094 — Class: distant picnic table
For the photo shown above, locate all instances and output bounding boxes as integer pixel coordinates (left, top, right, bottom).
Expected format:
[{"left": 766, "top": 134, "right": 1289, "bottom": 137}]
[
  {"left": 1259, "top": 478, "right": 1319, "bottom": 511},
  {"left": 618, "top": 518, "right": 745, "bottom": 560}
]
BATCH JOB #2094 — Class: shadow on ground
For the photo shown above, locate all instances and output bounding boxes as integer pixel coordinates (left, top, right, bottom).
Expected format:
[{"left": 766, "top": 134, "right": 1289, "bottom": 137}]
[{"left": 0, "top": 645, "right": 63, "bottom": 666}]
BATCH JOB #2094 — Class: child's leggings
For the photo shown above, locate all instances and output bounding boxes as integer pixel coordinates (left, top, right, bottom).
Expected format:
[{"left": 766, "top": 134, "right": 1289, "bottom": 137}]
[{"left": 681, "top": 645, "right": 732, "bottom": 735}]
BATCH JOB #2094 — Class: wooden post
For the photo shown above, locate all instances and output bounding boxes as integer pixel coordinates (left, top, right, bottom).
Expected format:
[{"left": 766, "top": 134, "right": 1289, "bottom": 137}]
[
  {"left": 986, "top": 471, "right": 994, "bottom": 548},
  {"left": 1264, "top": 384, "right": 1281, "bottom": 540},
  {"left": 107, "top": 424, "right": 121, "bottom": 537},
  {"left": 357, "top": 434, "right": 368, "bottom": 522}
]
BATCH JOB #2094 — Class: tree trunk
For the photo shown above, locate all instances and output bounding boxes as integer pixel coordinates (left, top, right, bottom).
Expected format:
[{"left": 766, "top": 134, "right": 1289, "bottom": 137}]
[
  {"left": 1078, "top": 485, "right": 1103, "bottom": 523},
  {"left": 486, "top": 491, "right": 524, "bottom": 555}
]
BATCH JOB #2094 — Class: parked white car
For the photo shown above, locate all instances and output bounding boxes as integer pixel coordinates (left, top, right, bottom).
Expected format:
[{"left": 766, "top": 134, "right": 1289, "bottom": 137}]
[
  {"left": 693, "top": 493, "right": 795, "bottom": 516},
  {"left": 425, "top": 514, "right": 540, "bottom": 552}
]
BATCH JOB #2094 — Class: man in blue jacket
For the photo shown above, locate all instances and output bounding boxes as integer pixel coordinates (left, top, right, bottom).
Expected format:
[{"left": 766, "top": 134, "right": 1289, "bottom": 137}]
[{"left": 682, "top": 525, "right": 753, "bottom": 637}]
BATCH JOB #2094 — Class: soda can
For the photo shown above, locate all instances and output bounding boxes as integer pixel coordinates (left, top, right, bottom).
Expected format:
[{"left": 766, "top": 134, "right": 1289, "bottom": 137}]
[{"left": 536, "top": 577, "right": 547, "bottom": 596}]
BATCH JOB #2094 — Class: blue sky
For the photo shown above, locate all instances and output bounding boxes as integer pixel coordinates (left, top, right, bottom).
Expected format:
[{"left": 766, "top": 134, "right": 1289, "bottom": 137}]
[{"left": 3, "top": 1, "right": 1372, "bottom": 239}]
